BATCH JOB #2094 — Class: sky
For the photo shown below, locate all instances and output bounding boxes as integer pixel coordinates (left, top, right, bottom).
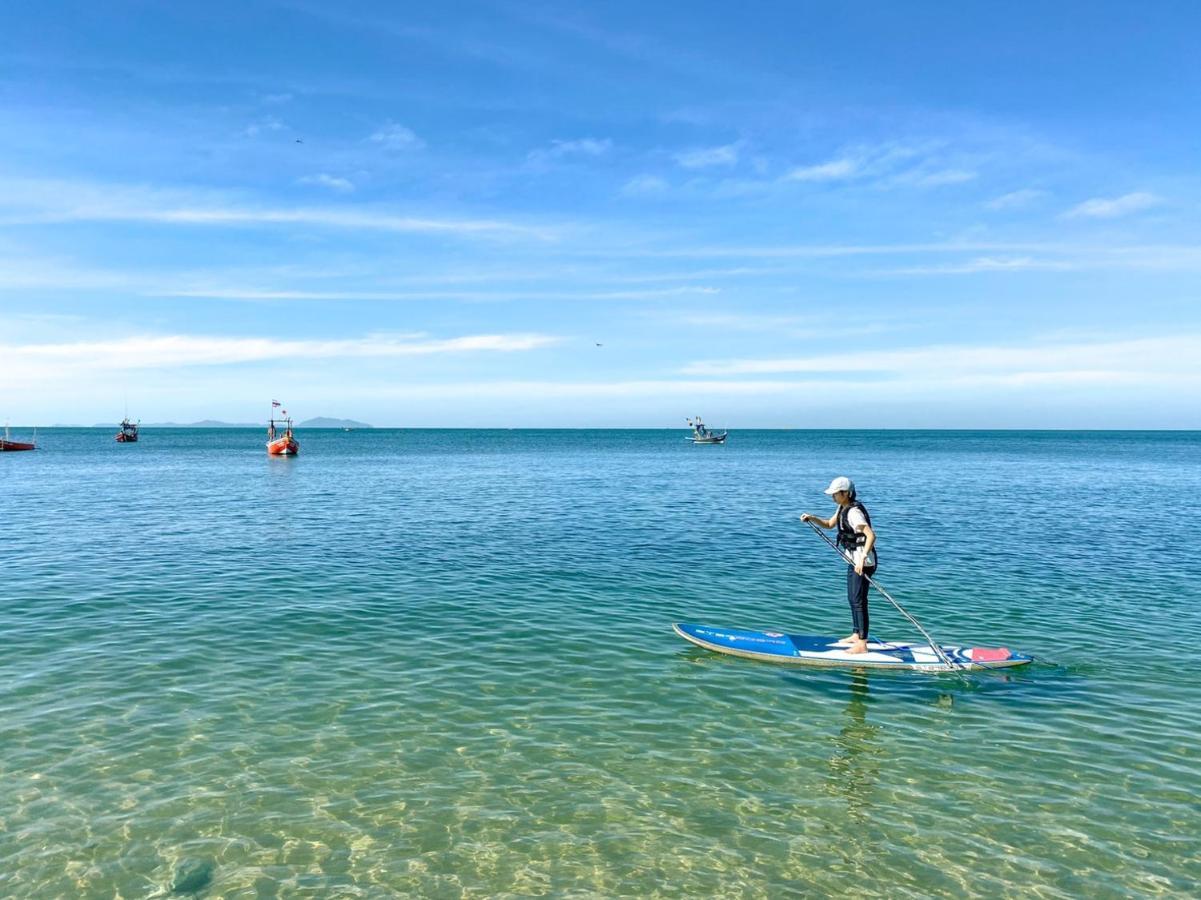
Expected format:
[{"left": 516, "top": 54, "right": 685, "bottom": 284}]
[{"left": 1, "top": 0, "right": 1199, "bottom": 427}]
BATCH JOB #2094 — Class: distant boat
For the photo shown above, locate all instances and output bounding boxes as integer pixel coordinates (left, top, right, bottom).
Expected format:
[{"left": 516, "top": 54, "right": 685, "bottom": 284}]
[
  {"left": 266, "top": 403, "right": 299, "bottom": 456},
  {"left": 687, "top": 416, "right": 727, "bottom": 445},
  {"left": 0, "top": 423, "right": 37, "bottom": 451},
  {"left": 115, "top": 417, "right": 139, "bottom": 443}
]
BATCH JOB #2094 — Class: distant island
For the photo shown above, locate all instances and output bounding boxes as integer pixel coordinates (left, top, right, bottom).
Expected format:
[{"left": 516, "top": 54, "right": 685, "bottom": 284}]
[
  {"left": 108, "top": 418, "right": 373, "bottom": 428},
  {"left": 297, "top": 417, "right": 373, "bottom": 429},
  {"left": 129, "top": 420, "right": 260, "bottom": 428}
]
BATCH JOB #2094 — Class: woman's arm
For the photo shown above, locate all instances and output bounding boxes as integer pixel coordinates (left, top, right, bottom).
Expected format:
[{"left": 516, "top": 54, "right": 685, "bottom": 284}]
[
  {"left": 855, "top": 524, "right": 876, "bottom": 575},
  {"left": 800, "top": 512, "right": 838, "bottom": 528}
]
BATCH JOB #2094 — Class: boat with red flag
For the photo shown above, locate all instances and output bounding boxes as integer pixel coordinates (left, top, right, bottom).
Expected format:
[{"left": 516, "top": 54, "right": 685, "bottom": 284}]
[
  {"left": 266, "top": 401, "right": 299, "bottom": 456},
  {"left": 115, "top": 417, "right": 139, "bottom": 442},
  {"left": 0, "top": 423, "right": 37, "bottom": 451}
]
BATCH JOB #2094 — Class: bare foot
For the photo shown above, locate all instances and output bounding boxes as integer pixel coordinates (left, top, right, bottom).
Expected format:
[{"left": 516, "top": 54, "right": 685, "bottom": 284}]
[
  {"left": 835, "top": 634, "right": 858, "bottom": 645},
  {"left": 846, "top": 641, "right": 869, "bottom": 654}
]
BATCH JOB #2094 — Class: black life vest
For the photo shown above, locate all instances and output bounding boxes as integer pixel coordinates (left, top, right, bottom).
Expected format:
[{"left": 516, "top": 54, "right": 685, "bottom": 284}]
[{"left": 836, "top": 500, "right": 872, "bottom": 551}]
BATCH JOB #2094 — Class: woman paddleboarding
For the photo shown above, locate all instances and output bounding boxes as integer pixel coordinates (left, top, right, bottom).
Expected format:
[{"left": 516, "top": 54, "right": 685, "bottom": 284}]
[{"left": 801, "top": 476, "right": 877, "bottom": 654}]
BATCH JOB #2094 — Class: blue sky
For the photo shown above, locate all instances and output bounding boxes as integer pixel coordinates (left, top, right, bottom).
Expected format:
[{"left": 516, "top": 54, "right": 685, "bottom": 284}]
[{"left": 2, "top": 0, "right": 1198, "bottom": 427}]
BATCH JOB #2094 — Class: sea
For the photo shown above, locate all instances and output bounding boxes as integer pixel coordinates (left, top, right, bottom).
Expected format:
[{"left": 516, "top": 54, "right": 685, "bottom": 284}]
[{"left": 2, "top": 428, "right": 1198, "bottom": 897}]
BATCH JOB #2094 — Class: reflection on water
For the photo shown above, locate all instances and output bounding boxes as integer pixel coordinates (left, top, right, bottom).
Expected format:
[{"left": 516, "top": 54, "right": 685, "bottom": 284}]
[{"left": 825, "top": 673, "right": 882, "bottom": 821}]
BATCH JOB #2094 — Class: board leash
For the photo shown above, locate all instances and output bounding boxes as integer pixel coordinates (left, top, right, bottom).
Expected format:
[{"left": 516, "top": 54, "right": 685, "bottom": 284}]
[{"left": 802, "top": 518, "right": 968, "bottom": 676}]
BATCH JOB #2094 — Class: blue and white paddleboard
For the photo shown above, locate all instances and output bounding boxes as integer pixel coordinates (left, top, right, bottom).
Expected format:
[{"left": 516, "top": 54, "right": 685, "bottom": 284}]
[{"left": 673, "top": 623, "right": 1032, "bottom": 672}]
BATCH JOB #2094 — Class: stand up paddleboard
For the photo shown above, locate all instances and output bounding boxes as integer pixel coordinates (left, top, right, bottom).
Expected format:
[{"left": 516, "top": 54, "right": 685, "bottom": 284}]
[{"left": 673, "top": 623, "right": 1032, "bottom": 672}]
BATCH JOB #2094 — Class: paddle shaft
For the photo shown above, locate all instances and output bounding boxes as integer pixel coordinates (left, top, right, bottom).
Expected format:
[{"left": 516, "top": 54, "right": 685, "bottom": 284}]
[{"left": 803, "top": 518, "right": 965, "bottom": 673}]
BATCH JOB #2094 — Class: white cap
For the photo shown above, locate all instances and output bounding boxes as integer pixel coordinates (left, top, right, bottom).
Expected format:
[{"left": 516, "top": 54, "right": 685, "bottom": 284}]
[{"left": 823, "top": 476, "right": 854, "bottom": 495}]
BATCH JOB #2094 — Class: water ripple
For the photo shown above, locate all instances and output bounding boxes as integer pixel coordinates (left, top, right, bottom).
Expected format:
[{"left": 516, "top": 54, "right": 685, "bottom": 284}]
[{"left": 1, "top": 429, "right": 1199, "bottom": 895}]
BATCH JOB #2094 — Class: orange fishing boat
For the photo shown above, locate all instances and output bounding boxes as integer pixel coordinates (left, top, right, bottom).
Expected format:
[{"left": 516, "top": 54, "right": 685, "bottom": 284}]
[
  {"left": 266, "top": 402, "right": 299, "bottom": 456},
  {"left": 0, "top": 423, "right": 36, "bottom": 451},
  {"left": 115, "top": 417, "right": 139, "bottom": 442}
]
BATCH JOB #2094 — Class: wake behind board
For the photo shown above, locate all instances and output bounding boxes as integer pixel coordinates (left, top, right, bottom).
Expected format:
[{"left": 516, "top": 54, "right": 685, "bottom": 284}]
[{"left": 673, "top": 623, "right": 1032, "bottom": 673}]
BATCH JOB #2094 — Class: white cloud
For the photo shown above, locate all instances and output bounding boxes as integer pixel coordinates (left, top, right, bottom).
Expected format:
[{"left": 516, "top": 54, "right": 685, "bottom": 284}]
[
  {"left": 1062, "top": 192, "right": 1161, "bottom": 219},
  {"left": 297, "top": 173, "right": 355, "bottom": 192},
  {"left": 903, "top": 168, "right": 977, "bottom": 187},
  {"left": 674, "top": 312, "right": 816, "bottom": 330},
  {"left": 154, "top": 285, "right": 720, "bottom": 301},
  {"left": 0, "top": 177, "right": 551, "bottom": 239},
  {"left": 369, "top": 122, "right": 423, "bottom": 150},
  {"left": 784, "top": 158, "right": 858, "bottom": 181},
  {"left": 881, "top": 256, "right": 1078, "bottom": 275},
  {"left": 679, "top": 334, "right": 1201, "bottom": 390},
  {"left": 545, "top": 138, "right": 611, "bottom": 157},
  {"left": 3, "top": 331, "right": 560, "bottom": 375},
  {"left": 527, "top": 137, "right": 613, "bottom": 167},
  {"left": 620, "top": 174, "right": 668, "bottom": 195},
  {"left": 243, "top": 116, "right": 286, "bottom": 137},
  {"left": 783, "top": 142, "right": 979, "bottom": 190},
  {"left": 674, "top": 142, "right": 741, "bottom": 169},
  {"left": 986, "top": 188, "right": 1046, "bottom": 210}
]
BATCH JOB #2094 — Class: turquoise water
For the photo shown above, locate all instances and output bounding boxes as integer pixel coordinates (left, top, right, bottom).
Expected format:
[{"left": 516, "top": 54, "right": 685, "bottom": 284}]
[{"left": 2, "top": 429, "right": 1199, "bottom": 897}]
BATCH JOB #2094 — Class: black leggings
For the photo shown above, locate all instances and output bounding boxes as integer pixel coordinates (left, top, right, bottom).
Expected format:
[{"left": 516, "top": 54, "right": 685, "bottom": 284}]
[{"left": 847, "top": 565, "right": 875, "bottom": 639}]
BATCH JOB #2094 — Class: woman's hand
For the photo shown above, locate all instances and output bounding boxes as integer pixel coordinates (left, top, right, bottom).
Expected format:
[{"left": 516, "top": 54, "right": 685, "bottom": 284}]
[
  {"left": 800, "top": 513, "right": 811, "bottom": 522},
  {"left": 854, "top": 557, "right": 865, "bottom": 576}
]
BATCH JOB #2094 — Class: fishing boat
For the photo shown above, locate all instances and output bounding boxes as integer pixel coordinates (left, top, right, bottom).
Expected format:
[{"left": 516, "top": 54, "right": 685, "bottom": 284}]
[
  {"left": 266, "top": 402, "right": 299, "bottom": 456},
  {"left": 115, "top": 417, "right": 139, "bottom": 442},
  {"left": 0, "top": 423, "right": 37, "bottom": 451},
  {"left": 687, "top": 416, "right": 727, "bottom": 444}
]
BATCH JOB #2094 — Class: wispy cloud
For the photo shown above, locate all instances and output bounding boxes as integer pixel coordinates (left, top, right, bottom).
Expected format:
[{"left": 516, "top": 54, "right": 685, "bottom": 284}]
[
  {"left": 880, "top": 256, "right": 1078, "bottom": 275},
  {"left": 0, "top": 178, "right": 552, "bottom": 239},
  {"left": 620, "top": 174, "right": 668, "bottom": 195},
  {"left": 369, "top": 121, "right": 424, "bottom": 150},
  {"left": 627, "top": 240, "right": 1041, "bottom": 260},
  {"left": 537, "top": 138, "right": 611, "bottom": 158},
  {"left": 782, "top": 141, "right": 980, "bottom": 190},
  {"left": 986, "top": 188, "right": 1047, "bottom": 210},
  {"left": 281, "top": 1, "right": 555, "bottom": 73},
  {"left": 783, "top": 142, "right": 922, "bottom": 186},
  {"left": 527, "top": 137, "right": 613, "bottom": 167},
  {"left": 243, "top": 116, "right": 286, "bottom": 137},
  {"left": 620, "top": 240, "right": 1201, "bottom": 270},
  {"left": 665, "top": 311, "right": 887, "bottom": 338},
  {"left": 680, "top": 334, "right": 1201, "bottom": 389},
  {"left": 4, "top": 331, "right": 561, "bottom": 373},
  {"left": 0, "top": 251, "right": 740, "bottom": 299},
  {"left": 784, "top": 158, "right": 858, "bottom": 182},
  {"left": 153, "top": 286, "right": 721, "bottom": 302},
  {"left": 1062, "top": 192, "right": 1161, "bottom": 219},
  {"left": 671, "top": 311, "right": 817, "bottom": 330},
  {"left": 674, "top": 142, "right": 741, "bottom": 169},
  {"left": 898, "top": 168, "right": 977, "bottom": 187},
  {"left": 297, "top": 173, "right": 355, "bottom": 192},
  {"left": 370, "top": 378, "right": 867, "bottom": 400}
]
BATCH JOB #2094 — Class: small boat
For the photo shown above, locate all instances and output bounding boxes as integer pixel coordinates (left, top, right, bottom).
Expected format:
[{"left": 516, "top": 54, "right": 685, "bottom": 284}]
[
  {"left": 0, "top": 423, "right": 37, "bottom": 451},
  {"left": 266, "top": 403, "right": 299, "bottom": 456},
  {"left": 687, "top": 416, "right": 727, "bottom": 444},
  {"left": 115, "top": 417, "right": 139, "bottom": 442}
]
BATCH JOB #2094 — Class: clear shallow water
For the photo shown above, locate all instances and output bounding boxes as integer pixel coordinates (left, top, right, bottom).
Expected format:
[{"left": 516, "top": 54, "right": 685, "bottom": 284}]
[{"left": 2, "top": 428, "right": 1199, "bottom": 897}]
